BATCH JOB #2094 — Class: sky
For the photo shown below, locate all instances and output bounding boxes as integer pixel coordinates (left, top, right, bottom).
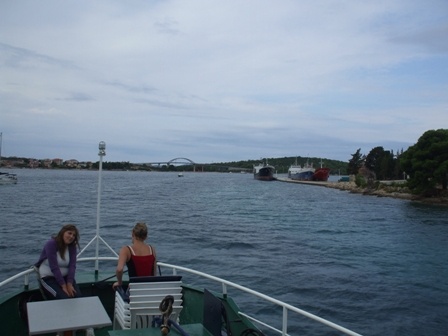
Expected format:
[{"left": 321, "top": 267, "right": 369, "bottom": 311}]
[{"left": 1, "top": 1, "right": 447, "bottom": 164}]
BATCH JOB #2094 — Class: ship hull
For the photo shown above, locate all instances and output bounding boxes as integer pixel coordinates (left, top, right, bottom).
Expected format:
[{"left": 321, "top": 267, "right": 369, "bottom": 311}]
[
  {"left": 288, "top": 169, "right": 315, "bottom": 181},
  {"left": 312, "top": 167, "right": 330, "bottom": 181},
  {"left": 288, "top": 163, "right": 315, "bottom": 181},
  {"left": 253, "top": 165, "right": 275, "bottom": 181}
]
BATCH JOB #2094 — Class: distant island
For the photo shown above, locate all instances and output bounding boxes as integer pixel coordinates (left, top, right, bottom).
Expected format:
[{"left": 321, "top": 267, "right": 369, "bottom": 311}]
[
  {"left": 3, "top": 129, "right": 447, "bottom": 206},
  {"left": 2, "top": 154, "right": 447, "bottom": 206},
  {"left": 0, "top": 156, "right": 348, "bottom": 175}
]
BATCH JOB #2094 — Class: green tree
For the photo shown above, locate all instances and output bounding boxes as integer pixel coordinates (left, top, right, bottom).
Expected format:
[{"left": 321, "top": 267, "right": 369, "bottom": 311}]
[
  {"left": 365, "top": 146, "right": 397, "bottom": 180},
  {"left": 365, "top": 146, "right": 384, "bottom": 179},
  {"left": 379, "top": 150, "right": 395, "bottom": 180},
  {"left": 401, "top": 129, "right": 448, "bottom": 194},
  {"left": 393, "top": 149, "right": 405, "bottom": 180},
  {"left": 347, "top": 148, "right": 364, "bottom": 175}
]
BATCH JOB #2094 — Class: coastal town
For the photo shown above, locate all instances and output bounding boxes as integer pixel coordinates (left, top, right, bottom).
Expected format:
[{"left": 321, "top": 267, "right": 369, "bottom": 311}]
[
  {"left": 1, "top": 157, "right": 91, "bottom": 169},
  {"left": 0, "top": 156, "right": 150, "bottom": 171}
]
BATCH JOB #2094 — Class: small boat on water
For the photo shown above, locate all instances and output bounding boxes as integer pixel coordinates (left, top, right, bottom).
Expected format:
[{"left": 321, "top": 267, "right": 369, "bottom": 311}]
[
  {"left": 0, "top": 155, "right": 361, "bottom": 336},
  {"left": 253, "top": 160, "right": 275, "bottom": 181},
  {"left": 0, "top": 133, "right": 17, "bottom": 184},
  {"left": 0, "top": 171, "right": 18, "bottom": 184},
  {"left": 288, "top": 159, "right": 315, "bottom": 181}
]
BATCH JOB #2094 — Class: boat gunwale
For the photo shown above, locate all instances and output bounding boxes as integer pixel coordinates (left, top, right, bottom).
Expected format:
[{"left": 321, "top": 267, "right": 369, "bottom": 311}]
[{"left": 1, "top": 257, "right": 362, "bottom": 336}]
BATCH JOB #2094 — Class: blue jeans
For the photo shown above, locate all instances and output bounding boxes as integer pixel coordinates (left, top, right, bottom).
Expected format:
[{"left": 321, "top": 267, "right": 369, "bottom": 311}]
[{"left": 41, "top": 276, "right": 82, "bottom": 299}]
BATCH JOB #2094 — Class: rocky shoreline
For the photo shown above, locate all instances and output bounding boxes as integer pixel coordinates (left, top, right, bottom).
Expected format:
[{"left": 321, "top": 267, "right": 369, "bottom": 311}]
[
  {"left": 276, "top": 178, "right": 448, "bottom": 206},
  {"left": 328, "top": 182, "right": 448, "bottom": 206}
]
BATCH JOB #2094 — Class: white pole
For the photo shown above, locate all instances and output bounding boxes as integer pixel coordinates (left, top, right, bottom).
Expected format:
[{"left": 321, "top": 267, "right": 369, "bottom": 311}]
[
  {"left": 0, "top": 132, "right": 3, "bottom": 163},
  {"left": 95, "top": 141, "right": 106, "bottom": 274}
]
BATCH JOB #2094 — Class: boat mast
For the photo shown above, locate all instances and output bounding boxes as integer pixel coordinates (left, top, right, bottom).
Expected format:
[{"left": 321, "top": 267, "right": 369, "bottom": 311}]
[
  {"left": 95, "top": 141, "right": 106, "bottom": 275},
  {"left": 77, "top": 141, "right": 118, "bottom": 273}
]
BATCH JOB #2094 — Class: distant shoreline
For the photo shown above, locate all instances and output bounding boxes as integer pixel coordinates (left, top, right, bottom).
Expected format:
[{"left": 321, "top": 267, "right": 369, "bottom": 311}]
[{"left": 276, "top": 178, "right": 448, "bottom": 207}]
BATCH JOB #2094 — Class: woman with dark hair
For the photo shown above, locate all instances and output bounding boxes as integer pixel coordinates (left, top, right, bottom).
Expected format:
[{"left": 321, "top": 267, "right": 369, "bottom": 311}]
[
  {"left": 112, "top": 222, "right": 157, "bottom": 289},
  {"left": 35, "top": 224, "right": 81, "bottom": 299}
]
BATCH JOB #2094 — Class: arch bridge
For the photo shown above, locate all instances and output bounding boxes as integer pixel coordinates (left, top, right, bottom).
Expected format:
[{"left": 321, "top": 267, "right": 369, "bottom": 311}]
[
  {"left": 147, "top": 157, "right": 203, "bottom": 172},
  {"left": 146, "top": 157, "right": 251, "bottom": 172},
  {"left": 167, "top": 157, "right": 196, "bottom": 166}
]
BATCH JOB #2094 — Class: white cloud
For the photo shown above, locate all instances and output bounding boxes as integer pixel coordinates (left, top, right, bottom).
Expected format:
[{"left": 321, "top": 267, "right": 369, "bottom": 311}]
[{"left": 1, "top": 0, "right": 447, "bottom": 163}]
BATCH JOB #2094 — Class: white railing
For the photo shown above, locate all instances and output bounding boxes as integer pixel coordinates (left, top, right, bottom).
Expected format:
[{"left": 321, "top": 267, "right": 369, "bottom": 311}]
[
  {"left": 157, "top": 262, "right": 362, "bottom": 336},
  {"left": 0, "top": 268, "right": 34, "bottom": 289},
  {"left": 0, "top": 258, "right": 362, "bottom": 336},
  {"left": 0, "top": 257, "right": 117, "bottom": 289}
]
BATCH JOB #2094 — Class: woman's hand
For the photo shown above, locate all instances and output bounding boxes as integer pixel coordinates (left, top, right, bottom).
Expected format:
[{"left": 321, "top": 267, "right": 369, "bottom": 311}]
[
  {"left": 112, "top": 281, "right": 121, "bottom": 290},
  {"left": 62, "top": 283, "right": 76, "bottom": 297}
]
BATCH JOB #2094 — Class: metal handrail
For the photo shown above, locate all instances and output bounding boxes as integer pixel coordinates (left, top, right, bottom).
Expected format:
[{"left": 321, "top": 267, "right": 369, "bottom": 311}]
[
  {"left": 0, "top": 257, "right": 117, "bottom": 289},
  {"left": 0, "top": 268, "right": 34, "bottom": 289},
  {"left": 0, "top": 258, "right": 362, "bottom": 336},
  {"left": 157, "top": 262, "right": 362, "bottom": 336}
]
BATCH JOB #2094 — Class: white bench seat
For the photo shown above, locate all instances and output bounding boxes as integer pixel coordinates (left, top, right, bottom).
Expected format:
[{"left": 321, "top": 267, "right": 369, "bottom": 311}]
[{"left": 113, "top": 276, "right": 183, "bottom": 330}]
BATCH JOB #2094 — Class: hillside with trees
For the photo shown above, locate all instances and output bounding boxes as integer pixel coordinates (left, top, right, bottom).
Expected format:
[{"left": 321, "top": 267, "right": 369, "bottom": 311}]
[
  {"left": 347, "top": 129, "right": 447, "bottom": 199},
  {"left": 401, "top": 129, "right": 448, "bottom": 196}
]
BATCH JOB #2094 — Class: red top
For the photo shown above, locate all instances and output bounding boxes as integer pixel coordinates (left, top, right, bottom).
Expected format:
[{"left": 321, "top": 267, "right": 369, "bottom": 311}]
[{"left": 126, "top": 246, "right": 155, "bottom": 277}]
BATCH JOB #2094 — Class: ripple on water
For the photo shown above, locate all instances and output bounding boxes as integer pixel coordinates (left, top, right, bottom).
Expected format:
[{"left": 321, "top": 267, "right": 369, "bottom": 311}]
[{"left": 1, "top": 170, "right": 448, "bottom": 335}]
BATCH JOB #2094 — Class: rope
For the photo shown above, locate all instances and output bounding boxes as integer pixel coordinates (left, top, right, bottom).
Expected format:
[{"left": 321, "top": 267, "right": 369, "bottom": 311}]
[
  {"left": 240, "top": 328, "right": 265, "bottom": 336},
  {"left": 159, "top": 295, "right": 174, "bottom": 335},
  {"left": 159, "top": 295, "right": 174, "bottom": 316}
]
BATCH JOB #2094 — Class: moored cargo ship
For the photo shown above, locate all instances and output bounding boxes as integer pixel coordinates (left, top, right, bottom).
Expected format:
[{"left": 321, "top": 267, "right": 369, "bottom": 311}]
[
  {"left": 253, "top": 161, "right": 275, "bottom": 181},
  {"left": 312, "top": 167, "right": 330, "bottom": 181},
  {"left": 288, "top": 159, "right": 315, "bottom": 180},
  {"left": 312, "top": 160, "right": 330, "bottom": 181}
]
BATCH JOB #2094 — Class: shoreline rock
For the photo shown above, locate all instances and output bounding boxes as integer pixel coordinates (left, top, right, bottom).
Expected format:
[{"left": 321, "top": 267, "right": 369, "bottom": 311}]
[
  {"left": 326, "top": 182, "right": 448, "bottom": 206},
  {"left": 275, "top": 178, "right": 448, "bottom": 206}
]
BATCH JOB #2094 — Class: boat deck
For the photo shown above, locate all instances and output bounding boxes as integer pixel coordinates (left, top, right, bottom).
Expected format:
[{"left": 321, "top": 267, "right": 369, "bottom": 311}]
[{"left": 109, "top": 323, "right": 212, "bottom": 336}]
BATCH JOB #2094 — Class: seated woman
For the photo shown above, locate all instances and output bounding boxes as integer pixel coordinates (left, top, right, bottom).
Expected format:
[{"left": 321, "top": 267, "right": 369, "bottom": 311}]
[
  {"left": 113, "top": 222, "right": 157, "bottom": 290},
  {"left": 35, "top": 224, "right": 81, "bottom": 299}
]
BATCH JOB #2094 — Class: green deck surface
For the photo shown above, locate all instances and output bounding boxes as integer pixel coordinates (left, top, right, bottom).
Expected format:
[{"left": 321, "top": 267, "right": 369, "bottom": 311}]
[
  {"left": 1, "top": 271, "right": 260, "bottom": 336},
  {"left": 108, "top": 323, "right": 212, "bottom": 336}
]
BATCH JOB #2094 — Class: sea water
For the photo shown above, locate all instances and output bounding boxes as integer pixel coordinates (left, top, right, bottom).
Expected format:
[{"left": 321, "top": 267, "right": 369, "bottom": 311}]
[{"left": 1, "top": 169, "right": 447, "bottom": 335}]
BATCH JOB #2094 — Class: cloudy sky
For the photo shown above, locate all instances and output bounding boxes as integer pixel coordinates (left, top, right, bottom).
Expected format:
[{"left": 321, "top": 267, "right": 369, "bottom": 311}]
[{"left": 1, "top": 1, "right": 447, "bottom": 164}]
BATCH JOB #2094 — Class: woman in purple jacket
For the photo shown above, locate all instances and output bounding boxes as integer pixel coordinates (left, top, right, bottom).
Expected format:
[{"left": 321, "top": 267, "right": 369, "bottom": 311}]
[{"left": 35, "top": 224, "right": 81, "bottom": 299}]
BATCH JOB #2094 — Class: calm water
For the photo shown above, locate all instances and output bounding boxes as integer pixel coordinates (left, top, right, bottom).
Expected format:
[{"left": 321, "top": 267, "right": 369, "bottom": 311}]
[{"left": 1, "top": 169, "right": 448, "bottom": 335}]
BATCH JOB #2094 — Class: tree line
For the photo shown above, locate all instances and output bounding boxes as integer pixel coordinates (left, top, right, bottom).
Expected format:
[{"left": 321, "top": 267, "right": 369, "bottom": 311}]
[{"left": 348, "top": 129, "right": 448, "bottom": 196}]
